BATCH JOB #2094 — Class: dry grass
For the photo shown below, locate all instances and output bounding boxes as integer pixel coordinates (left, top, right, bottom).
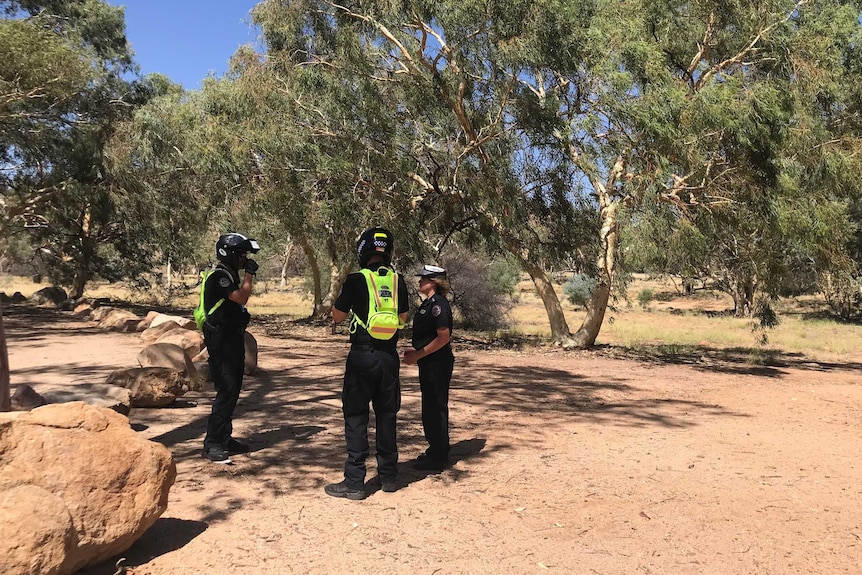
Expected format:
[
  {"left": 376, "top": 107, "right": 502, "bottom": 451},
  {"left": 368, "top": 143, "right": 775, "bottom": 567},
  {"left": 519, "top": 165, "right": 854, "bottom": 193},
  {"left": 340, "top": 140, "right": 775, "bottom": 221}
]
[
  {"left": 507, "top": 274, "right": 861, "bottom": 363},
  {"left": 3, "top": 273, "right": 860, "bottom": 363}
]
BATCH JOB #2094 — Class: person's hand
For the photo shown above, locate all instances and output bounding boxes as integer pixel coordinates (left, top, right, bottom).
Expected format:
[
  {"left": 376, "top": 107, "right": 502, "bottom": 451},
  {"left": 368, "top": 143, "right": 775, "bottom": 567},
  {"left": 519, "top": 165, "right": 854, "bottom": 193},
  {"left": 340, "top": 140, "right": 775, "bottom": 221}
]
[
  {"left": 244, "top": 258, "right": 259, "bottom": 275},
  {"left": 402, "top": 347, "right": 418, "bottom": 365}
]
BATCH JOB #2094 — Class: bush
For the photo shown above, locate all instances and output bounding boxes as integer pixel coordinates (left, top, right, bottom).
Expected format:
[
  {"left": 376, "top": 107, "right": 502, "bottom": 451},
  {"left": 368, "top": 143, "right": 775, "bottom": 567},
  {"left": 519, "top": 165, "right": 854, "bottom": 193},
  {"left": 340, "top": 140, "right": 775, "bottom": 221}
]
[
  {"left": 637, "top": 288, "right": 654, "bottom": 309},
  {"left": 440, "top": 248, "right": 514, "bottom": 332},
  {"left": 563, "top": 274, "right": 596, "bottom": 309}
]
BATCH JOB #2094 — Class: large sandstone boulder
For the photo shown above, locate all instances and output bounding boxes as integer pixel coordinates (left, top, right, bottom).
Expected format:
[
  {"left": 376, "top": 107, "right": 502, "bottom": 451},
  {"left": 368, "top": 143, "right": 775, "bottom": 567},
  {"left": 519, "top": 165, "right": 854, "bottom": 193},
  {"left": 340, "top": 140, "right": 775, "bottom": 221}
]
[
  {"left": 136, "top": 311, "right": 161, "bottom": 332},
  {"left": 137, "top": 343, "right": 196, "bottom": 377},
  {"left": 90, "top": 306, "right": 117, "bottom": 322},
  {"left": 139, "top": 320, "right": 182, "bottom": 346},
  {"left": 30, "top": 286, "right": 68, "bottom": 306},
  {"left": 191, "top": 361, "right": 211, "bottom": 390},
  {"left": 244, "top": 331, "right": 258, "bottom": 375},
  {"left": 105, "top": 367, "right": 190, "bottom": 407},
  {"left": 10, "top": 384, "right": 47, "bottom": 410},
  {"left": 0, "top": 403, "right": 176, "bottom": 575},
  {"left": 149, "top": 313, "right": 196, "bottom": 330},
  {"left": 72, "top": 302, "right": 93, "bottom": 319},
  {"left": 156, "top": 327, "right": 205, "bottom": 358},
  {"left": 39, "top": 383, "right": 132, "bottom": 416},
  {"left": 98, "top": 309, "right": 141, "bottom": 332}
]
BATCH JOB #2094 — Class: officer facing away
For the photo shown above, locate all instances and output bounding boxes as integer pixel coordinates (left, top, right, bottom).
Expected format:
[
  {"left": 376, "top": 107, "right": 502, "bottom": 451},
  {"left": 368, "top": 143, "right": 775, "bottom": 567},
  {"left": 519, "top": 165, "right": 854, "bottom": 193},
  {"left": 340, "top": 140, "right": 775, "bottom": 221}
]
[
  {"left": 326, "top": 227, "right": 409, "bottom": 500},
  {"left": 201, "top": 232, "right": 260, "bottom": 464}
]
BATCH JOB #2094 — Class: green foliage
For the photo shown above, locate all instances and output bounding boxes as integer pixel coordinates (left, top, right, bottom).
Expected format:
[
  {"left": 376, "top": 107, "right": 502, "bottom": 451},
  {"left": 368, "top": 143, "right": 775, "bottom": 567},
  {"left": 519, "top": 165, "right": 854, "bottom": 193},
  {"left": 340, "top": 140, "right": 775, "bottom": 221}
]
[
  {"left": 8, "top": 0, "right": 861, "bottom": 338},
  {"left": 751, "top": 297, "right": 781, "bottom": 345},
  {"left": 485, "top": 257, "right": 521, "bottom": 298},
  {"left": 615, "top": 0, "right": 862, "bottom": 323},
  {"left": 637, "top": 288, "right": 654, "bottom": 309},
  {"left": 563, "top": 274, "right": 596, "bottom": 309},
  {"left": 0, "top": 0, "right": 161, "bottom": 296}
]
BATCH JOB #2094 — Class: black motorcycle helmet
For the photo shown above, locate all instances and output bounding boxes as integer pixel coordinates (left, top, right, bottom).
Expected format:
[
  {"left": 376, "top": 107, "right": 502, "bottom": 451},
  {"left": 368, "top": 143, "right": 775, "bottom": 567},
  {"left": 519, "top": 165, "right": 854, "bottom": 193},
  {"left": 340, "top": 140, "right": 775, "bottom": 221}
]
[
  {"left": 216, "top": 232, "right": 260, "bottom": 271},
  {"left": 356, "top": 227, "right": 393, "bottom": 267}
]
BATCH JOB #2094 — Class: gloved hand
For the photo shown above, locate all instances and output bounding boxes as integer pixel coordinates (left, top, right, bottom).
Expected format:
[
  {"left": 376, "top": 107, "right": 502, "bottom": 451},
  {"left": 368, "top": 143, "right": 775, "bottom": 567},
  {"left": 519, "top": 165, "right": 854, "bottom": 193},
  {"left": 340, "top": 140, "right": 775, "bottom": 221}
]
[{"left": 244, "top": 258, "right": 259, "bottom": 275}]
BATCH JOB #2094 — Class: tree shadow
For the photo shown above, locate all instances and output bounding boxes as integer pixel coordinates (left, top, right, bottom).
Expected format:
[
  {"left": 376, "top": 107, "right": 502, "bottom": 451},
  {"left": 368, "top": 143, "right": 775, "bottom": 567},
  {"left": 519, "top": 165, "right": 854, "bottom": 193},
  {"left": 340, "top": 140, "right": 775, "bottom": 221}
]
[
  {"left": 5, "top": 313, "right": 109, "bottom": 342},
  {"left": 36, "top": 327, "right": 756, "bottom": 497},
  {"left": 76, "top": 517, "right": 208, "bottom": 575},
  {"left": 12, "top": 364, "right": 132, "bottom": 388},
  {"left": 365, "top": 437, "right": 489, "bottom": 493},
  {"left": 6, "top": 307, "right": 832, "bottom": 507},
  {"left": 600, "top": 344, "right": 862, "bottom": 376},
  {"left": 448, "top": 356, "right": 745, "bottom": 431}
]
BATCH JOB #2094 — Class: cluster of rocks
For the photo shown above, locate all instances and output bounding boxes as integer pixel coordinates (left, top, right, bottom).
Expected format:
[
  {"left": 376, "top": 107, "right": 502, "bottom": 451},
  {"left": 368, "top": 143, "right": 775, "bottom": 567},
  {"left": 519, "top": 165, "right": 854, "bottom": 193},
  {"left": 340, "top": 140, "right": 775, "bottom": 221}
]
[
  {"left": 8, "top": 286, "right": 259, "bottom": 415},
  {"left": 1, "top": 285, "right": 76, "bottom": 308},
  {"left": 2, "top": 286, "right": 262, "bottom": 573}
]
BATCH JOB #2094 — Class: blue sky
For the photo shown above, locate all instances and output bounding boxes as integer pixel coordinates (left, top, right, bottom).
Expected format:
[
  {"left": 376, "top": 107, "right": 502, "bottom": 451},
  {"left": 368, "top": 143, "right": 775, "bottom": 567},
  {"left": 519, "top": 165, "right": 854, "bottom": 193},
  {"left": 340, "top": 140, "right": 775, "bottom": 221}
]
[{"left": 110, "top": 1, "right": 262, "bottom": 89}]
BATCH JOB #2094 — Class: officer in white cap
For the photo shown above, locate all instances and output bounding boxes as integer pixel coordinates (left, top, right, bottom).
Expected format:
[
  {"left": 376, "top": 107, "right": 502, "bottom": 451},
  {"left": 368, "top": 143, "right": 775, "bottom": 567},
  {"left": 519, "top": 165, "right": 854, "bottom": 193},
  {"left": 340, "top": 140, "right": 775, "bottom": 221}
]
[{"left": 403, "top": 264, "right": 454, "bottom": 471}]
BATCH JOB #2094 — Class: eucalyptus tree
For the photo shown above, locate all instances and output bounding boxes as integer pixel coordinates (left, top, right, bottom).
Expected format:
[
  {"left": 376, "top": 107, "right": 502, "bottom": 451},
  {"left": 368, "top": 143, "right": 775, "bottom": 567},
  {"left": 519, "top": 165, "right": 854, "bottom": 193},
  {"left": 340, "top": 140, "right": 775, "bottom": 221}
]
[
  {"left": 0, "top": 0, "right": 174, "bottom": 297},
  {"left": 106, "top": 75, "right": 223, "bottom": 289},
  {"left": 241, "top": 0, "right": 862, "bottom": 343},
  {"left": 622, "top": 0, "right": 862, "bottom": 318},
  {"left": 245, "top": 2, "right": 424, "bottom": 319},
  {"left": 248, "top": 0, "right": 602, "bottom": 344},
  {"left": 0, "top": 7, "right": 93, "bottom": 238}
]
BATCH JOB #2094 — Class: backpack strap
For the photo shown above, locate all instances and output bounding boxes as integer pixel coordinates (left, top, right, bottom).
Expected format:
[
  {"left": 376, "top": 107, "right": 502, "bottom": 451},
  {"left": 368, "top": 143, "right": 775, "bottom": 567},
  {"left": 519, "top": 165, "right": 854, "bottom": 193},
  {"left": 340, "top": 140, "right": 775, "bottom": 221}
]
[{"left": 203, "top": 268, "right": 229, "bottom": 318}]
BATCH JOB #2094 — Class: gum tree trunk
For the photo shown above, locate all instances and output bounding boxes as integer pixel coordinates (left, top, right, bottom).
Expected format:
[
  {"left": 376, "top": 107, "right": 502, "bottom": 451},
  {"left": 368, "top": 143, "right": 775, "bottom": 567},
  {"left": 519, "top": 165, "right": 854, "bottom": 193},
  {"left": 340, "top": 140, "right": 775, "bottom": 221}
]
[
  {"left": 571, "top": 180, "right": 620, "bottom": 348},
  {"left": 0, "top": 302, "right": 10, "bottom": 411},
  {"left": 298, "top": 235, "right": 323, "bottom": 317},
  {"left": 521, "top": 260, "right": 574, "bottom": 345}
]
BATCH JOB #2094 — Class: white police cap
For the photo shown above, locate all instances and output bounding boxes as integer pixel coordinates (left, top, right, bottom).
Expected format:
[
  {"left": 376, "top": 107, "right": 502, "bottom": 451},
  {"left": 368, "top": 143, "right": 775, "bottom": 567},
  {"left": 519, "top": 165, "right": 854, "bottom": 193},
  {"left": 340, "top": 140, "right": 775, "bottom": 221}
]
[{"left": 416, "top": 264, "right": 446, "bottom": 278}]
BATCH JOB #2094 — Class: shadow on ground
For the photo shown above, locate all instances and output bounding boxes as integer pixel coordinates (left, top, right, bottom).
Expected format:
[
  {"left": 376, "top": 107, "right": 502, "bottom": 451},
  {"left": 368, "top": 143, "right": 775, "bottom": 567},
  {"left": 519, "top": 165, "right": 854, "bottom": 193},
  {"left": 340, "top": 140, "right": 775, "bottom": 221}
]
[{"left": 76, "top": 518, "right": 208, "bottom": 575}]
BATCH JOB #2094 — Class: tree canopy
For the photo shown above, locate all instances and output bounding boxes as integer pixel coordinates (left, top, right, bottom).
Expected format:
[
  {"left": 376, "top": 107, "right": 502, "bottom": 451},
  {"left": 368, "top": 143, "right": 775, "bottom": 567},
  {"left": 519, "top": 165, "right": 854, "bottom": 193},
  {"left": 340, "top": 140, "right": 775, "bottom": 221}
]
[{"left": 4, "top": 0, "right": 862, "bottom": 338}]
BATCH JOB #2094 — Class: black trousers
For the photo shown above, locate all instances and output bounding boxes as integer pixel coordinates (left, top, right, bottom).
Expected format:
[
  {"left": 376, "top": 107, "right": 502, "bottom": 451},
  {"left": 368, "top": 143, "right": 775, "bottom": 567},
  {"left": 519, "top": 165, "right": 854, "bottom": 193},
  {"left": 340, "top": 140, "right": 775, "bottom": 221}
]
[
  {"left": 203, "top": 325, "right": 246, "bottom": 450},
  {"left": 341, "top": 347, "right": 401, "bottom": 489},
  {"left": 418, "top": 351, "right": 454, "bottom": 462}
]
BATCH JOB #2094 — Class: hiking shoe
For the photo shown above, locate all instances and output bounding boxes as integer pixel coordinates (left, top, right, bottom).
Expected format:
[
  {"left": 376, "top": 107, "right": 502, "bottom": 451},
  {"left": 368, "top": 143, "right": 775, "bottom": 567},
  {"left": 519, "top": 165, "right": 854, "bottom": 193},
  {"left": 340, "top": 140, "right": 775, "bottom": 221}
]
[
  {"left": 413, "top": 455, "right": 446, "bottom": 472},
  {"left": 224, "top": 438, "right": 250, "bottom": 454},
  {"left": 375, "top": 476, "right": 398, "bottom": 493},
  {"left": 324, "top": 480, "right": 366, "bottom": 501},
  {"left": 380, "top": 479, "right": 398, "bottom": 493},
  {"left": 202, "top": 446, "right": 232, "bottom": 464}
]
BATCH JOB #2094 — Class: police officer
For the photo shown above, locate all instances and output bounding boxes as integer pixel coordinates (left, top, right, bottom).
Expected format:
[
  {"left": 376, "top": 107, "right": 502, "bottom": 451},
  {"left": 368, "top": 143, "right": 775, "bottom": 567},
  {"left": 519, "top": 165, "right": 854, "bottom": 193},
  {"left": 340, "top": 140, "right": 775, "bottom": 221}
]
[
  {"left": 403, "top": 264, "right": 454, "bottom": 472},
  {"left": 201, "top": 232, "right": 260, "bottom": 464},
  {"left": 326, "top": 227, "right": 409, "bottom": 500}
]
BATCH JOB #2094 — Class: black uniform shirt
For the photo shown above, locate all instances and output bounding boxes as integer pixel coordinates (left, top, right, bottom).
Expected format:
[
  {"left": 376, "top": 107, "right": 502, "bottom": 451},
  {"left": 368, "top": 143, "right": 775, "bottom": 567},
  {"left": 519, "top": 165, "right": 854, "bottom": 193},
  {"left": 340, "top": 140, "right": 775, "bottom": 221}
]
[
  {"left": 411, "top": 292, "right": 453, "bottom": 356},
  {"left": 334, "top": 266, "right": 409, "bottom": 351},
  {"left": 203, "top": 264, "right": 248, "bottom": 330}
]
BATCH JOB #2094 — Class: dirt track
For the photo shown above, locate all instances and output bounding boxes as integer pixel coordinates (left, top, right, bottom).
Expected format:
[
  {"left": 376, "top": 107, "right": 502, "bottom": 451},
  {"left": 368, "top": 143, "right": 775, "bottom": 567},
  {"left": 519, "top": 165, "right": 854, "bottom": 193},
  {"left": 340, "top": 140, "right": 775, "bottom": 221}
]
[{"left": 5, "top": 305, "right": 862, "bottom": 574}]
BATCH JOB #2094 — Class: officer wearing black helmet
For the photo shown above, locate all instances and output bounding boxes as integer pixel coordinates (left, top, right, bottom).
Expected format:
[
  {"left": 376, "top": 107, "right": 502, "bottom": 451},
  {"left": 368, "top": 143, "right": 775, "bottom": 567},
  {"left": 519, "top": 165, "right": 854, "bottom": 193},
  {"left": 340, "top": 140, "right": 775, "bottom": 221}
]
[
  {"left": 326, "top": 227, "right": 409, "bottom": 500},
  {"left": 201, "top": 232, "right": 260, "bottom": 464},
  {"left": 403, "top": 264, "right": 455, "bottom": 472}
]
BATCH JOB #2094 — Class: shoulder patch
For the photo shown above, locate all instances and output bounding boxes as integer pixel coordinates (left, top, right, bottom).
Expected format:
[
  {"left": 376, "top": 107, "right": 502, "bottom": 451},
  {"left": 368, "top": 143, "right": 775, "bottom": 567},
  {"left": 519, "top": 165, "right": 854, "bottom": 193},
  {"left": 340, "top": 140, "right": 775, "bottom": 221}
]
[
  {"left": 219, "top": 276, "right": 231, "bottom": 288},
  {"left": 432, "top": 304, "right": 442, "bottom": 317}
]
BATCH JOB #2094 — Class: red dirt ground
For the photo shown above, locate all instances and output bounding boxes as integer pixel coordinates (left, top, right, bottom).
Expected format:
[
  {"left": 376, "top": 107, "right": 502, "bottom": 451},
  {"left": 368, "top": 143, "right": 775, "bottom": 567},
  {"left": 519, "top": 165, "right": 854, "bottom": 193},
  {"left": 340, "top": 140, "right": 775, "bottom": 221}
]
[{"left": 5, "top": 305, "right": 862, "bottom": 575}]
